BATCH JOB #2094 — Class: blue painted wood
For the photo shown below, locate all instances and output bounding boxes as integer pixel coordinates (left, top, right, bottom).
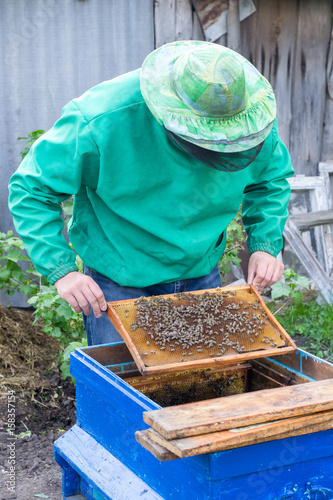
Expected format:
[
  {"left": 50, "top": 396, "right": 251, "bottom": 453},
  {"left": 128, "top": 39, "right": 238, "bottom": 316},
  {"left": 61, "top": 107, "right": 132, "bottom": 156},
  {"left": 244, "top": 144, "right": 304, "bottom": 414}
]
[
  {"left": 74, "top": 381, "right": 210, "bottom": 498},
  {"left": 55, "top": 452, "right": 80, "bottom": 496},
  {"left": 54, "top": 425, "right": 164, "bottom": 500},
  {"left": 208, "top": 429, "right": 333, "bottom": 480},
  {"left": 55, "top": 347, "right": 333, "bottom": 500}
]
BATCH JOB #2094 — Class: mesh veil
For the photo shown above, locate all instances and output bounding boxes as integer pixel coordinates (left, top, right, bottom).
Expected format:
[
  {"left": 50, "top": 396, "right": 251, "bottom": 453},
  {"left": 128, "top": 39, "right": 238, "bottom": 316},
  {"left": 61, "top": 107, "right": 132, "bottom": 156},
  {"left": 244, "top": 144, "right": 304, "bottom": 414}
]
[{"left": 166, "top": 129, "right": 264, "bottom": 172}]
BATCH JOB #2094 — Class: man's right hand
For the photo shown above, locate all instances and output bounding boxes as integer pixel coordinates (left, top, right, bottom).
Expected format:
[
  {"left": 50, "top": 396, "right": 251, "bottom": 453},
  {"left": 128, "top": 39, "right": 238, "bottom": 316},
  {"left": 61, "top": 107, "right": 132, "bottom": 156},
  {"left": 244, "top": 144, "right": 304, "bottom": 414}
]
[{"left": 54, "top": 271, "right": 107, "bottom": 318}]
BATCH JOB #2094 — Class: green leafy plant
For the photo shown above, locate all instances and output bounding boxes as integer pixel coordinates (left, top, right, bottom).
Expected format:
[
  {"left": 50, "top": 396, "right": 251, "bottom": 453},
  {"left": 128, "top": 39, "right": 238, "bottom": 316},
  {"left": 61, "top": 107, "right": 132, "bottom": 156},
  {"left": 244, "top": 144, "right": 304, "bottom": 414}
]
[
  {"left": 0, "top": 231, "right": 46, "bottom": 297},
  {"left": 270, "top": 268, "right": 310, "bottom": 310},
  {"left": 61, "top": 338, "right": 88, "bottom": 381},
  {"left": 18, "top": 130, "right": 45, "bottom": 160},
  {"left": 268, "top": 269, "right": 333, "bottom": 362},
  {"left": 0, "top": 230, "right": 85, "bottom": 381},
  {"left": 218, "top": 209, "right": 245, "bottom": 281}
]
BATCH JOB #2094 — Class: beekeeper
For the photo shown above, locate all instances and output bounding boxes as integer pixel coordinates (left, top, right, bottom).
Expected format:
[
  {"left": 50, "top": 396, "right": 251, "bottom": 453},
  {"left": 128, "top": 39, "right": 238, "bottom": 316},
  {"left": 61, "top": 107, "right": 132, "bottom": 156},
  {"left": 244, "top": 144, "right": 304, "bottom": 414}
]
[{"left": 8, "top": 41, "right": 294, "bottom": 346}]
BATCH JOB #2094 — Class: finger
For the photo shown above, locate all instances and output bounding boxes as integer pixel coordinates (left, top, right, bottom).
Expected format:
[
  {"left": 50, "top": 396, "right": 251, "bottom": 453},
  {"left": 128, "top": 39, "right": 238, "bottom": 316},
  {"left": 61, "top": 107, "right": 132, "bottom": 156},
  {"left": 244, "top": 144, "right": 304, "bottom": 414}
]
[
  {"left": 252, "top": 262, "right": 269, "bottom": 291},
  {"left": 74, "top": 291, "right": 92, "bottom": 316},
  {"left": 88, "top": 280, "right": 107, "bottom": 312},
  {"left": 259, "top": 265, "right": 275, "bottom": 290},
  {"left": 270, "top": 262, "right": 284, "bottom": 287},
  {"left": 247, "top": 260, "right": 257, "bottom": 284},
  {"left": 64, "top": 294, "right": 83, "bottom": 314},
  {"left": 83, "top": 286, "right": 106, "bottom": 318}
]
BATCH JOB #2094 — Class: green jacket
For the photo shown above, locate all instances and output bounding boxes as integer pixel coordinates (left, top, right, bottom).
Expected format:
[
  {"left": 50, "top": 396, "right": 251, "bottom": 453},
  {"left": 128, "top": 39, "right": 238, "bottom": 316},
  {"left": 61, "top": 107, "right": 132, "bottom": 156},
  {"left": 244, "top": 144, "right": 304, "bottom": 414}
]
[{"left": 8, "top": 69, "right": 294, "bottom": 287}]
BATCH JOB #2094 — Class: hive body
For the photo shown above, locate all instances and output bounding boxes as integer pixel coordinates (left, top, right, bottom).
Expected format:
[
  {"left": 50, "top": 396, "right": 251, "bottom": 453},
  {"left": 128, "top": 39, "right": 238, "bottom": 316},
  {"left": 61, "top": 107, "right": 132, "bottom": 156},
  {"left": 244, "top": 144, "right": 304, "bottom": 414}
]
[{"left": 54, "top": 344, "right": 333, "bottom": 499}]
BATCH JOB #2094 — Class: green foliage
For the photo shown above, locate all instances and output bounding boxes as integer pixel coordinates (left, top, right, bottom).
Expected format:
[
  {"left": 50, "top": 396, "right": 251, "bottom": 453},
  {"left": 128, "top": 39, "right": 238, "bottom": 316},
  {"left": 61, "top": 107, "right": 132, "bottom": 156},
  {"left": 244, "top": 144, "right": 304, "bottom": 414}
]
[
  {"left": 61, "top": 338, "right": 88, "bottom": 381},
  {"left": 0, "top": 230, "right": 85, "bottom": 382},
  {"left": 270, "top": 268, "right": 310, "bottom": 303},
  {"left": 0, "top": 231, "right": 48, "bottom": 296},
  {"left": 18, "top": 130, "right": 45, "bottom": 160},
  {"left": 218, "top": 209, "right": 245, "bottom": 281},
  {"left": 268, "top": 269, "right": 332, "bottom": 362},
  {"left": 27, "top": 286, "right": 85, "bottom": 341}
]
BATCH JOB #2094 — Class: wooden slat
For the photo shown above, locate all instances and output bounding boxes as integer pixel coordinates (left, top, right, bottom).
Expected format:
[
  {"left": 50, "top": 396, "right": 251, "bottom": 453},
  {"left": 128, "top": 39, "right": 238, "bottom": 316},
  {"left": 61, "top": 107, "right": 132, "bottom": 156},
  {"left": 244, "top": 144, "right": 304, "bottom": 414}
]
[
  {"left": 301, "top": 352, "right": 333, "bottom": 381},
  {"left": 240, "top": 0, "right": 298, "bottom": 151},
  {"left": 288, "top": 1, "right": 332, "bottom": 175},
  {"left": 227, "top": 0, "right": 241, "bottom": 52},
  {"left": 135, "top": 430, "right": 178, "bottom": 461},
  {"left": 291, "top": 209, "right": 333, "bottom": 229},
  {"left": 81, "top": 343, "right": 133, "bottom": 366},
  {"left": 146, "top": 410, "right": 333, "bottom": 458},
  {"left": 322, "top": 31, "right": 333, "bottom": 160},
  {"left": 283, "top": 219, "right": 333, "bottom": 304},
  {"left": 154, "top": 0, "right": 195, "bottom": 48},
  {"left": 269, "top": 349, "right": 333, "bottom": 381},
  {"left": 143, "top": 378, "right": 333, "bottom": 440},
  {"left": 250, "top": 358, "right": 310, "bottom": 385},
  {"left": 247, "top": 368, "right": 285, "bottom": 392}
]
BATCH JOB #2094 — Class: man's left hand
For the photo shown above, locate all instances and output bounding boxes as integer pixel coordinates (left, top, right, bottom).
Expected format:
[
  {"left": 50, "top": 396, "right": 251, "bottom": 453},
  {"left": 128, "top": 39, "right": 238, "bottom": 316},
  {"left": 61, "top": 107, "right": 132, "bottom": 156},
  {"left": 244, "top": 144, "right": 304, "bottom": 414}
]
[{"left": 247, "top": 251, "right": 284, "bottom": 294}]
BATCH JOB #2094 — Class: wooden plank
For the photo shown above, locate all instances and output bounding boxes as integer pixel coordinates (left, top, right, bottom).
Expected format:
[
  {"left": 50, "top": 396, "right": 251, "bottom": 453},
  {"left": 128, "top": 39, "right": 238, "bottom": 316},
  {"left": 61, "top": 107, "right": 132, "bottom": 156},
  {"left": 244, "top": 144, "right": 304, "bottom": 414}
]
[
  {"left": 283, "top": 219, "right": 333, "bottom": 304},
  {"left": 154, "top": 0, "right": 194, "bottom": 48},
  {"left": 319, "top": 162, "right": 333, "bottom": 209},
  {"left": 143, "top": 378, "right": 333, "bottom": 439},
  {"left": 250, "top": 358, "right": 310, "bottom": 385},
  {"left": 322, "top": 29, "right": 333, "bottom": 160},
  {"left": 240, "top": 0, "right": 298, "bottom": 150},
  {"left": 269, "top": 350, "right": 300, "bottom": 373},
  {"left": 140, "top": 345, "right": 296, "bottom": 376},
  {"left": 291, "top": 209, "right": 333, "bottom": 229},
  {"left": 127, "top": 363, "right": 250, "bottom": 391},
  {"left": 288, "top": 175, "right": 332, "bottom": 273},
  {"left": 289, "top": 1, "right": 332, "bottom": 175},
  {"left": 54, "top": 425, "right": 164, "bottom": 499},
  {"left": 147, "top": 410, "right": 333, "bottom": 458},
  {"left": 227, "top": 0, "right": 241, "bottom": 52},
  {"left": 247, "top": 368, "right": 284, "bottom": 392},
  {"left": 301, "top": 352, "right": 333, "bottom": 381},
  {"left": 81, "top": 343, "right": 133, "bottom": 366},
  {"left": 135, "top": 430, "right": 178, "bottom": 461}
]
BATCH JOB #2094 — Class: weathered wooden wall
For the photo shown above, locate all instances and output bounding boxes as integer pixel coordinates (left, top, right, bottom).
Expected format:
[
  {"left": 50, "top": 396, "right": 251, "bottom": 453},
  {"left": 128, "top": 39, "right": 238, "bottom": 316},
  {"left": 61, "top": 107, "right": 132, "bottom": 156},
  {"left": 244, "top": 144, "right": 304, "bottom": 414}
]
[{"left": 154, "top": 0, "right": 333, "bottom": 175}]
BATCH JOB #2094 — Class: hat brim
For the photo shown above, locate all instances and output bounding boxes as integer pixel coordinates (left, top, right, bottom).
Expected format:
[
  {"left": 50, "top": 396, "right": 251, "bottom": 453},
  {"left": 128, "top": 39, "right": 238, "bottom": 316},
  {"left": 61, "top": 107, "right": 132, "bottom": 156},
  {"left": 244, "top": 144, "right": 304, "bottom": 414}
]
[{"left": 140, "top": 41, "right": 276, "bottom": 153}]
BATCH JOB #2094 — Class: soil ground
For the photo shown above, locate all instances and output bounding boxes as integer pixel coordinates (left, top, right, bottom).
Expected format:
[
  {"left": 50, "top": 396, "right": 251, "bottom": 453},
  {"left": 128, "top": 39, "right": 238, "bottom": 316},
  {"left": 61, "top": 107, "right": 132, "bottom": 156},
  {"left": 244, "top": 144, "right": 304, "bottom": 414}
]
[{"left": 0, "top": 305, "right": 75, "bottom": 500}]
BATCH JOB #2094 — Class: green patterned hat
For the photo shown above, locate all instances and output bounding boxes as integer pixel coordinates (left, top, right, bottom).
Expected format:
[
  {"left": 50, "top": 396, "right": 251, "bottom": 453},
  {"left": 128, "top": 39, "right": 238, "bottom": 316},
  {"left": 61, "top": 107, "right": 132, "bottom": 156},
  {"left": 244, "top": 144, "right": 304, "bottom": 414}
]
[{"left": 140, "top": 41, "right": 276, "bottom": 152}]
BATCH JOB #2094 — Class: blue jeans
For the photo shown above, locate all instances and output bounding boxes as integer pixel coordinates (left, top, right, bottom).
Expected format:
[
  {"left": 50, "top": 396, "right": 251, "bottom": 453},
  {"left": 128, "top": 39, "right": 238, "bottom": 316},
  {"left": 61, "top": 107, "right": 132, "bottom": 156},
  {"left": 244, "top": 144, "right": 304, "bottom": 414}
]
[{"left": 83, "top": 265, "right": 222, "bottom": 346}]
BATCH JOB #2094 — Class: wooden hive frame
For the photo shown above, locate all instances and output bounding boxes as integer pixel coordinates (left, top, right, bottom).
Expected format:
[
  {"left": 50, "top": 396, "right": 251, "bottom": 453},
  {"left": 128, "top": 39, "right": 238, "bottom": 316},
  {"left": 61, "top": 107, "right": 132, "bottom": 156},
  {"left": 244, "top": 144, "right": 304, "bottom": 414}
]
[{"left": 106, "top": 285, "right": 297, "bottom": 376}]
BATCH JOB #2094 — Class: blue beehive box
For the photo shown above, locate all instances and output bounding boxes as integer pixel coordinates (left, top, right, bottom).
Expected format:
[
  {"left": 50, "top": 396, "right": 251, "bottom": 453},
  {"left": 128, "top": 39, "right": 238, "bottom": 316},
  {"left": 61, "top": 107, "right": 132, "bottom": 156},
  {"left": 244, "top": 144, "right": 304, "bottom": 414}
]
[{"left": 54, "top": 342, "right": 333, "bottom": 500}]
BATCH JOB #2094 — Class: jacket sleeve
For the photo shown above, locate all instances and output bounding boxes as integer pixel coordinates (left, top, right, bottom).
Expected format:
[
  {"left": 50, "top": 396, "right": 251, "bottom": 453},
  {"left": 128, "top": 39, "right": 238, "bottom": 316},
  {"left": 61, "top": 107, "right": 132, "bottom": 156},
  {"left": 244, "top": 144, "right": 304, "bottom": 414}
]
[
  {"left": 8, "top": 101, "right": 100, "bottom": 284},
  {"left": 241, "top": 125, "right": 294, "bottom": 258}
]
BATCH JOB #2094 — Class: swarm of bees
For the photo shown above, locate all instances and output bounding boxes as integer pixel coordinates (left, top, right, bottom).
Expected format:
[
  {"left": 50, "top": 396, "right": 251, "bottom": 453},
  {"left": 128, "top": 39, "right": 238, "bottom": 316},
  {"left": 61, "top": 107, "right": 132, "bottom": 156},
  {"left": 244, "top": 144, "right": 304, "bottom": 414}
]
[{"left": 129, "top": 291, "right": 283, "bottom": 361}]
